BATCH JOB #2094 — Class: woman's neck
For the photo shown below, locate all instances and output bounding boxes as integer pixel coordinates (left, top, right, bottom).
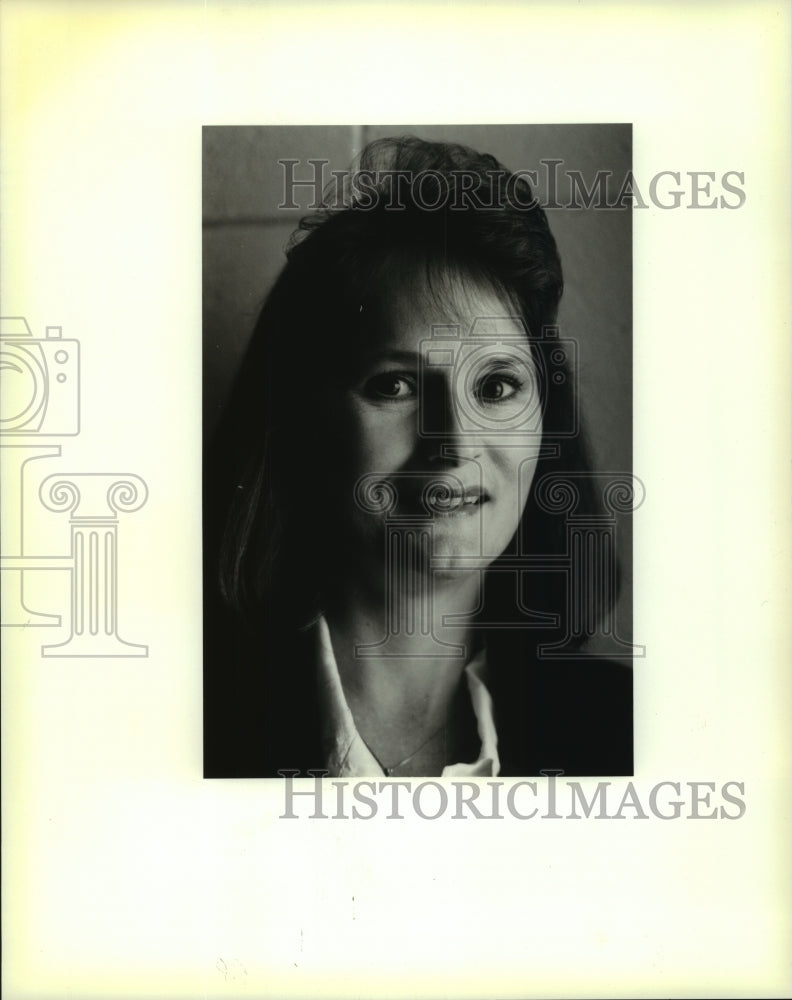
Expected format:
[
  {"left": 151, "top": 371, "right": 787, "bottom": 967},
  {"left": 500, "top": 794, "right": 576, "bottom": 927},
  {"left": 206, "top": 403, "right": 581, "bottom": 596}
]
[{"left": 323, "top": 570, "right": 481, "bottom": 772}]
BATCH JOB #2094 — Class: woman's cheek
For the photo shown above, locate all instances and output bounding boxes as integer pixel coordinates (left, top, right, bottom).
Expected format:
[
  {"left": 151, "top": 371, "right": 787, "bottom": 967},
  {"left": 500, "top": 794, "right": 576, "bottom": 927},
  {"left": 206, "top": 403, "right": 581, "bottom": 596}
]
[{"left": 353, "top": 410, "right": 414, "bottom": 476}]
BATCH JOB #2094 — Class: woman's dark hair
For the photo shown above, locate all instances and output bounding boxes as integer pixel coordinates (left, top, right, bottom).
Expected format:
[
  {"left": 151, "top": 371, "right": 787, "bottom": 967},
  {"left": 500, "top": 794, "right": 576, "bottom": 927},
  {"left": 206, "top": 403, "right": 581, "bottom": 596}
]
[{"left": 207, "top": 135, "right": 615, "bottom": 647}]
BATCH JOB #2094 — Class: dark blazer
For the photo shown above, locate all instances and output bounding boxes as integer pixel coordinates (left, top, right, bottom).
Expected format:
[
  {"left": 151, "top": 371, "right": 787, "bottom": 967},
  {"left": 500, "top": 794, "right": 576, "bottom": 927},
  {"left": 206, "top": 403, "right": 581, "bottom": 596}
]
[{"left": 204, "top": 601, "right": 633, "bottom": 779}]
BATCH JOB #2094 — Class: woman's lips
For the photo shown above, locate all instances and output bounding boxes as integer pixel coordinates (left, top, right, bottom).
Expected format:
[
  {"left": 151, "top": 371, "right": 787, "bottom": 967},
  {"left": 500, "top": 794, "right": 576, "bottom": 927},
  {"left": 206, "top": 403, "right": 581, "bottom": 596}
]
[
  {"left": 414, "top": 483, "right": 491, "bottom": 516},
  {"left": 353, "top": 473, "right": 491, "bottom": 518},
  {"left": 430, "top": 493, "right": 489, "bottom": 517}
]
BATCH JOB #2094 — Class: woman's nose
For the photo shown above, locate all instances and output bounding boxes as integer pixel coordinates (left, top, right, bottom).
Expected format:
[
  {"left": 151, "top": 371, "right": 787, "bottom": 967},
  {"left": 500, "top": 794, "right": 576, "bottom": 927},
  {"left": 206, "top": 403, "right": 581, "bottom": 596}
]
[{"left": 419, "top": 375, "right": 480, "bottom": 464}]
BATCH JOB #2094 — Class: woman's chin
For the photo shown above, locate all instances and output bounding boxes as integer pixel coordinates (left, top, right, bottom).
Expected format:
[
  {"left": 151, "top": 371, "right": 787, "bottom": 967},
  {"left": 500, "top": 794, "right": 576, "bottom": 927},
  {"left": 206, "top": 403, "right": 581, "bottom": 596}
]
[
  {"left": 428, "top": 535, "right": 498, "bottom": 575},
  {"left": 340, "top": 512, "right": 506, "bottom": 584}
]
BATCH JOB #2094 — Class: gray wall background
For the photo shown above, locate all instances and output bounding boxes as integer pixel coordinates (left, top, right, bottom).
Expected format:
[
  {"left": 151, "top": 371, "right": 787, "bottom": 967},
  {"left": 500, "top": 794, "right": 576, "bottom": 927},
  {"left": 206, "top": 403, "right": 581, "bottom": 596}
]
[{"left": 203, "top": 124, "right": 633, "bottom": 657}]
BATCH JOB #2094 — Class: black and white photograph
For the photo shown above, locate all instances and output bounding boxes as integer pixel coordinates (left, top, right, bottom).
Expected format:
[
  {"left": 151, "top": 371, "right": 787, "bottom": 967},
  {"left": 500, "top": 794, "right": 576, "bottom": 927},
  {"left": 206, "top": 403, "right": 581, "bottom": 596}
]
[
  {"left": 2, "top": 3, "right": 790, "bottom": 999},
  {"left": 203, "top": 125, "right": 636, "bottom": 779}
]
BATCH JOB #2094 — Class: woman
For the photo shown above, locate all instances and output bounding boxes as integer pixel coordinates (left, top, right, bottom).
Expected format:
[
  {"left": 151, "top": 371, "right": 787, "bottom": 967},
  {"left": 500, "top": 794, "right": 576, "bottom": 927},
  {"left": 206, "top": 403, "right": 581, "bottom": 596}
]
[{"left": 204, "top": 135, "right": 632, "bottom": 778}]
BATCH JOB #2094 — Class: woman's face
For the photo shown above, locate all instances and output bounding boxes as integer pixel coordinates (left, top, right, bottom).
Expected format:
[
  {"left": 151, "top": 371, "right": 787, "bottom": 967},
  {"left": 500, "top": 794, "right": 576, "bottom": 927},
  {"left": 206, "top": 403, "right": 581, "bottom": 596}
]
[{"left": 327, "top": 271, "right": 544, "bottom": 580}]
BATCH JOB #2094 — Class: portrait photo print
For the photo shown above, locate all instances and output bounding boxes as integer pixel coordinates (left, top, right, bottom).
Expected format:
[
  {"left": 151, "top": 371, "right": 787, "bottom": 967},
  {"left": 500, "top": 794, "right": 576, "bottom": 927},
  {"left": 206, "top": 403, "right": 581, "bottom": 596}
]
[{"left": 202, "top": 124, "right": 637, "bottom": 780}]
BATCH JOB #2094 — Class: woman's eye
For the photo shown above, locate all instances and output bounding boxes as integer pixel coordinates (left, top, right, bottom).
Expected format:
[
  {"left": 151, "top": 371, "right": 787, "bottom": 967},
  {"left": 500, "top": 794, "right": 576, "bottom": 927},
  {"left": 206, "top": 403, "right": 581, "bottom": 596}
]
[
  {"left": 476, "top": 373, "right": 521, "bottom": 403},
  {"left": 365, "top": 373, "right": 416, "bottom": 400}
]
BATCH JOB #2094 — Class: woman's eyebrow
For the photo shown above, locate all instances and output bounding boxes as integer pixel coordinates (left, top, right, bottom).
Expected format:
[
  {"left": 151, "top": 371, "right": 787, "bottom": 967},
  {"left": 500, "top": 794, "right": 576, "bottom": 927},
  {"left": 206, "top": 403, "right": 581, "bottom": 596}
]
[{"left": 365, "top": 349, "right": 423, "bottom": 365}]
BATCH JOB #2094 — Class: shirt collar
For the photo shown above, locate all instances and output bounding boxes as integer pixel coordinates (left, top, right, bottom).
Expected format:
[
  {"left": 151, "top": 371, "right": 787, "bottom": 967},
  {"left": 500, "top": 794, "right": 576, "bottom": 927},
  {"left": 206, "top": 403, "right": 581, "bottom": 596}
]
[{"left": 314, "top": 616, "right": 500, "bottom": 778}]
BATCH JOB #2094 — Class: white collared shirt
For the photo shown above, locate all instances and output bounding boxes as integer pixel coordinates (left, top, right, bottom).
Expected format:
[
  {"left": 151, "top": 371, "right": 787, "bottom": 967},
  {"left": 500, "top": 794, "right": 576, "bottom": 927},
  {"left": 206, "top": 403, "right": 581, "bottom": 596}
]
[{"left": 314, "top": 617, "right": 500, "bottom": 778}]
